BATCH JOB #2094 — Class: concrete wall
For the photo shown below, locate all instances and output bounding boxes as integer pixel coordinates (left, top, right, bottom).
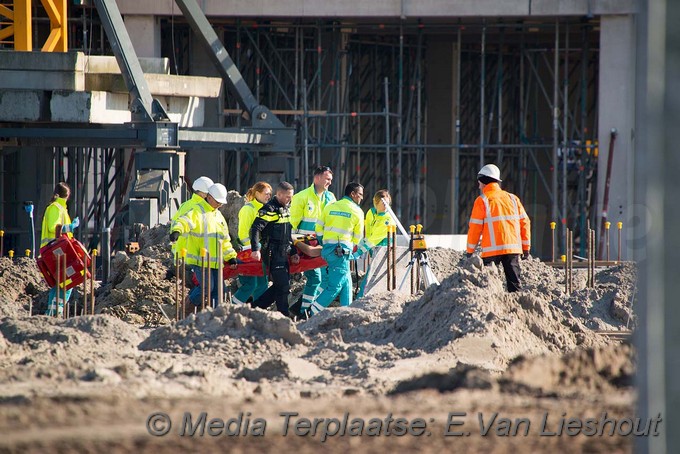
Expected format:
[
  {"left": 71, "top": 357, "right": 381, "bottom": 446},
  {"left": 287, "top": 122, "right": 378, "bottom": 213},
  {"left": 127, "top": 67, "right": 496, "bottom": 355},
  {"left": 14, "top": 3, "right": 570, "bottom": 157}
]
[
  {"left": 123, "top": 15, "right": 161, "bottom": 59},
  {"left": 117, "top": 0, "right": 637, "bottom": 17},
  {"left": 597, "top": 15, "right": 636, "bottom": 260}
]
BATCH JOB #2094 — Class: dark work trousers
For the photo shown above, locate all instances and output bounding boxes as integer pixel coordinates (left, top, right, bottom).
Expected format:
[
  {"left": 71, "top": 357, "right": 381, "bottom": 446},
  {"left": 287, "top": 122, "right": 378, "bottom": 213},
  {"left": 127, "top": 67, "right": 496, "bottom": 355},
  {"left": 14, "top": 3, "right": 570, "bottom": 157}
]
[
  {"left": 252, "top": 244, "right": 291, "bottom": 316},
  {"left": 483, "top": 254, "right": 522, "bottom": 292}
]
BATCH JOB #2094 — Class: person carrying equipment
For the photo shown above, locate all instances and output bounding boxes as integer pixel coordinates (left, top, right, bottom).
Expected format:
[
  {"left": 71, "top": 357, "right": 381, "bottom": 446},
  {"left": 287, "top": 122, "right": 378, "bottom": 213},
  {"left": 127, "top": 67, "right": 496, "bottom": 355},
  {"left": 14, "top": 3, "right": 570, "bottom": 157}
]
[
  {"left": 307, "top": 183, "right": 364, "bottom": 316},
  {"left": 40, "top": 182, "right": 79, "bottom": 316},
  {"left": 289, "top": 166, "right": 336, "bottom": 315},
  {"left": 231, "top": 181, "right": 272, "bottom": 305},
  {"left": 249, "top": 182, "right": 300, "bottom": 317},
  {"left": 170, "top": 183, "right": 238, "bottom": 312},
  {"left": 171, "top": 176, "right": 213, "bottom": 259}
]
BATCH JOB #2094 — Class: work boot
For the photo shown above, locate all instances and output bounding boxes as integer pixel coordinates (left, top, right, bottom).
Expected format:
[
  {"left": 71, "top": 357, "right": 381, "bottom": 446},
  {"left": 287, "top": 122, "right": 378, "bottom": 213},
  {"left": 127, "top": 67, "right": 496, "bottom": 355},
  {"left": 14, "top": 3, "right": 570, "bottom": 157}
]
[
  {"left": 183, "top": 297, "right": 199, "bottom": 318},
  {"left": 288, "top": 296, "right": 304, "bottom": 318}
]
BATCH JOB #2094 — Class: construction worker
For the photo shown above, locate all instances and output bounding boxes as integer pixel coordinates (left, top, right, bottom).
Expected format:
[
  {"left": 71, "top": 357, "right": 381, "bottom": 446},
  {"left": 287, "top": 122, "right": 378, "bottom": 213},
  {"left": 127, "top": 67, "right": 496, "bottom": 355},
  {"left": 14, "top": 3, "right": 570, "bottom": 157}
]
[
  {"left": 250, "top": 182, "right": 300, "bottom": 317},
  {"left": 40, "top": 182, "right": 79, "bottom": 316},
  {"left": 231, "top": 181, "right": 272, "bottom": 305},
  {"left": 289, "top": 166, "right": 336, "bottom": 316},
  {"left": 170, "top": 183, "right": 238, "bottom": 312},
  {"left": 465, "top": 164, "right": 531, "bottom": 292},
  {"left": 356, "top": 189, "right": 396, "bottom": 298},
  {"left": 308, "top": 182, "right": 364, "bottom": 316},
  {"left": 171, "top": 176, "right": 213, "bottom": 258}
]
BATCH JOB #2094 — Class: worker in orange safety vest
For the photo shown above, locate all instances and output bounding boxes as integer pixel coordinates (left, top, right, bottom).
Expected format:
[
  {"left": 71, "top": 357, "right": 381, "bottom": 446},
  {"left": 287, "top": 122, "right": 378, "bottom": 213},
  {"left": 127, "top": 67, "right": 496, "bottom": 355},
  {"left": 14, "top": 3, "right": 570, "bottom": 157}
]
[{"left": 465, "top": 164, "right": 531, "bottom": 292}]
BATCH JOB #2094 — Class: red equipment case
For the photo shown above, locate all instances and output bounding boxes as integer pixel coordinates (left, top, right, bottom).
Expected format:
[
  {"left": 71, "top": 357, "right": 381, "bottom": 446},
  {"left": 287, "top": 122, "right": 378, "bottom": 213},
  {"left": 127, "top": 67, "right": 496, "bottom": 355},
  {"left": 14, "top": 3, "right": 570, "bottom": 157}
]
[{"left": 37, "top": 235, "right": 92, "bottom": 290}]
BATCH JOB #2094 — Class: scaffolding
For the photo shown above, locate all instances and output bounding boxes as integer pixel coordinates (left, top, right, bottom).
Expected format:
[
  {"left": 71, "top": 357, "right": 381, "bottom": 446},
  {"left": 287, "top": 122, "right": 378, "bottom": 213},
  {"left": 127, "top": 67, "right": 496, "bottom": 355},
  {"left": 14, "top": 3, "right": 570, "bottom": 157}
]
[
  {"left": 1, "top": 13, "right": 602, "bottom": 259},
  {"left": 189, "top": 18, "right": 600, "bottom": 256}
]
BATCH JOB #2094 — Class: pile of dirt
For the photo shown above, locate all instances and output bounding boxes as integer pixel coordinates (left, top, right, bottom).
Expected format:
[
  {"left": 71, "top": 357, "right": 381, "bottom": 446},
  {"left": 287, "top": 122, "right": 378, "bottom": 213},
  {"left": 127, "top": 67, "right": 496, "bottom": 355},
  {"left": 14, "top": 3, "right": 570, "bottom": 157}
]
[
  {"left": 389, "top": 341, "right": 634, "bottom": 397},
  {"left": 301, "top": 251, "right": 634, "bottom": 372},
  {"left": 219, "top": 190, "right": 246, "bottom": 247},
  {"left": 93, "top": 192, "right": 250, "bottom": 325},
  {"left": 140, "top": 304, "right": 305, "bottom": 356},
  {"left": 95, "top": 224, "right": 178, "bottom": 325},
  {"left": 0, "top": 257, "right": 49, "bottom": 317},
  {"left": 0, "top": 314, "right": 145, "bottom": 384}
]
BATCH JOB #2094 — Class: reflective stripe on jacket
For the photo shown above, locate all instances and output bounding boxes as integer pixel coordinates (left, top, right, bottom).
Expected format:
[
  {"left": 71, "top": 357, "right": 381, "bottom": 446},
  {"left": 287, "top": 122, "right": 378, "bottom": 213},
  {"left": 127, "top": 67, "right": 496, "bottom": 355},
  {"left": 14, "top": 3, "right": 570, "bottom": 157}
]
[
  {"left": 315, "top": 196, "right": 364, "bottom": 250},
  {"left": 40, "top": 198, "right": 72, "bottom": 248},
  {"left": 466, "top": 182, "right": 531, "bottom": 257},
  {"left": 250, "top": 197, "right": 293, "bottom": 253},
  {"left": 237, "top": 199, "right": 263, "bottom": 250},
  {"left": 171, "top": 198, "right": 237, "bottom": 268},
  {"left": 364, "top": 207, "right": 395, "bottom": 248},
  {"left": 290, "top": 184, "right": 336, "bottom": 235},
  {"left": 171, "top": 193, "right": 204, "bottom": 256}
]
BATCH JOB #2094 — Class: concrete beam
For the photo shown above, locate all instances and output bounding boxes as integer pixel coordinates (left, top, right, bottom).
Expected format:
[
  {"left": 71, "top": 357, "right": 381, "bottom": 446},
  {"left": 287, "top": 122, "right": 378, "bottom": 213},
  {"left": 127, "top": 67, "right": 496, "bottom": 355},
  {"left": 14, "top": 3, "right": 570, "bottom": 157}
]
[
  {"left": 85, "top": 73, "right": 222, "bottom": 98},
  {"left": 117, "top": 0, "right": 637, "bottom": 17},
  {"left": 49, "top": 91, "right": 208, "bottom": 127}
]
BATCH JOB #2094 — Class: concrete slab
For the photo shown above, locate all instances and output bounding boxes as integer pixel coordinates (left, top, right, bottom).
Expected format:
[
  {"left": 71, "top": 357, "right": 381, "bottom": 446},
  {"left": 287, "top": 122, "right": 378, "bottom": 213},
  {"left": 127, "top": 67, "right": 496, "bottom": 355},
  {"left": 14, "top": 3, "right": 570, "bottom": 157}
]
[
  {"left": 85, "top": 73, "right": 222, "bottom": 98},
  {"left": 84, "top": 55, "right": 169, "bottom": 74},
  {"left": 0, "top": 91, "right": 43, "bottom": 122},
  {"left": 117, "top": 0, "right": 637, "bottom": 17},
  {"left": 50, "top": 91, "right": 207, "bottom": 127}
]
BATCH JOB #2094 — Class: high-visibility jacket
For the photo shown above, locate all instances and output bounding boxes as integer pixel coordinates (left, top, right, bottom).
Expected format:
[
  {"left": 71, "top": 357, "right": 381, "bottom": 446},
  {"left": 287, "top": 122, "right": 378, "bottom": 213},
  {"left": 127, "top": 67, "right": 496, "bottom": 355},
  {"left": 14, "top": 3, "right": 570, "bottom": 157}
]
[
  {"left": 237, "top": 199, "right": 263, "bottom": 250},
  {"left": 364, "top": 207, "right": 395, "bottom": 247},
  {"left": 171, "top": 193, "right": 204, "bottom": 256},
  {"left": 316, "top": 196, "right": 364, "bottom": 251},
  {"left": 40, "top": 197, "right": 72, "bottom": 248},
  {"left": 171, "top": 198, "right": 237, "bottom": 268},
  {"left": 466, "top": 182, "right": 531, "bottom": 257},
  {"left": 290, "top": 184, "right": 336, "bottom": 235},
  {"left": 250, "top": 197, "right": 294, "bottom": 254}
]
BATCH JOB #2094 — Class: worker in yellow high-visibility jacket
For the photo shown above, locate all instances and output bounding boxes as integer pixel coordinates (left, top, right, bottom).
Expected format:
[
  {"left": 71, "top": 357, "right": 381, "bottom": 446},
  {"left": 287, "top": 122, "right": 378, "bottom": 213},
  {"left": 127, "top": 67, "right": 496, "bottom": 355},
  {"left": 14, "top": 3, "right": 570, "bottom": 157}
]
[
  {"left": 40, "top": 182, "right": 80, "bottom": 316},
  {"left": 289, "top": 166, "right": 336, "bottom": 315},
  {"left": 171, "top": 176, "right": 213, "bottom": 258},
  {"left": 308, "top": 182, "right": 364, "bottom": 316},
  {"left": 356, "top": 189, "right": 396, "bottom": 298},
  {"left": 170, "top": 183, "right": 238, "bottom": 312},
  {"left": 232, "top": 181, "right": 272, "bottom": 305},
  {"left": 466, "top": 164, "right": 531, "bottom": 292}
]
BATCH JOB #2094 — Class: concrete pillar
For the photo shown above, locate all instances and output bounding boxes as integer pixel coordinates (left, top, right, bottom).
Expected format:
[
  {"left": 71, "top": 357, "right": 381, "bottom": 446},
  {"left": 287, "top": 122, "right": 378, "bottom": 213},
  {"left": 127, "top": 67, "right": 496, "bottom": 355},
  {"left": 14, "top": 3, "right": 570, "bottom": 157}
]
[
  {"left": 597, "top": 15, "right": 636, "bottom": 260},
  {"left": 635, "top": 1, "right": 679, "bottom": 452},
  {"left": 183, "top": 27, "right": 224, "bottom": 185},
  {"left": 424, "top": 39, "right": 457, "bottom": 234},
  {"left": 123, "top": 15, "right": 161, "bottom": 59}
]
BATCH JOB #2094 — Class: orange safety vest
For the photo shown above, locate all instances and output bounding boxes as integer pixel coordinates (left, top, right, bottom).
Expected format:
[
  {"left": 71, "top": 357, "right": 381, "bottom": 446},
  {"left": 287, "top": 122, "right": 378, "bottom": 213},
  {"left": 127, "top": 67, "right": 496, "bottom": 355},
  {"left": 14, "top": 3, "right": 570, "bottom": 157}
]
[{"left": 466, "top": 182, "right": 530, "bottom": 257}]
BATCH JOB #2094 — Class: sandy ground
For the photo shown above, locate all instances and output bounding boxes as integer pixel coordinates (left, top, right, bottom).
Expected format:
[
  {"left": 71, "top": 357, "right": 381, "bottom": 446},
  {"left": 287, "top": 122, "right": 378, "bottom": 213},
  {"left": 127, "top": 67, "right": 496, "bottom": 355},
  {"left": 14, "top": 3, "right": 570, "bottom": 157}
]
[{"left": 0, "top": 222, "right": 644, "bottom": 453}]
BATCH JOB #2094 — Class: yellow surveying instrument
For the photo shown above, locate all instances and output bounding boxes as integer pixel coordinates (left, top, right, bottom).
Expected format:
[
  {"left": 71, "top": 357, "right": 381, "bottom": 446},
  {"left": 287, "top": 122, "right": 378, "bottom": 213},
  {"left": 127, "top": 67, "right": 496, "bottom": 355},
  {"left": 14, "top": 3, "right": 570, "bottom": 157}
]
[{"left": 399, "top": 224, "right": 440, "bottom": 293}]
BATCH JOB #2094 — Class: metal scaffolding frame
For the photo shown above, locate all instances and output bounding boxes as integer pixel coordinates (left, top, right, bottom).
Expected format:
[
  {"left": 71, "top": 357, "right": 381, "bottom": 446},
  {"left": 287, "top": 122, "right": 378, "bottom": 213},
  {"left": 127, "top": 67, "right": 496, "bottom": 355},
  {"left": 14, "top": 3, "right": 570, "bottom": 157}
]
[
  {"left": 194, "top": 18, "right": 600, "bottom": 256},
  {"left": 1, "top": 15, "right": 601, "bottom": 259}
]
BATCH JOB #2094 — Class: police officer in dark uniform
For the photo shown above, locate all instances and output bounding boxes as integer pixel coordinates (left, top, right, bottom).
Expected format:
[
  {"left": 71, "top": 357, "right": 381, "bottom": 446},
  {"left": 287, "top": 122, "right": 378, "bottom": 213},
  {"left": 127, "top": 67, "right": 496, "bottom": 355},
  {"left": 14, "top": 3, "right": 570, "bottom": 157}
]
[{"left": 249, "top": 182, "right": 300, "bottom": 316}]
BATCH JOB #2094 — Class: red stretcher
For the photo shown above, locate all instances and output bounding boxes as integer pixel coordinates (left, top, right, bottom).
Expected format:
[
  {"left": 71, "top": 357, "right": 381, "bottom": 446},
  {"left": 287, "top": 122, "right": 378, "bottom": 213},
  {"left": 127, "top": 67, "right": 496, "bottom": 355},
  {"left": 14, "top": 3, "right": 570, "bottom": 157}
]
[
  {"left": 222, "top": 248, "right": 327, "bottom": 279},
  {"left": 37, "top": 234, "right": 92, "bottom": 290}
]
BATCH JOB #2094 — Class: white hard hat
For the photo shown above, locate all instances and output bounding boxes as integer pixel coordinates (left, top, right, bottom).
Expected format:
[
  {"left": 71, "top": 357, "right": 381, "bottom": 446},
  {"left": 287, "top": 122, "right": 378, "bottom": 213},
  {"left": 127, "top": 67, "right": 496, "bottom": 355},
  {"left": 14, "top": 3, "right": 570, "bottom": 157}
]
[
  {"left": 208, "top": 183, "right": 228, "bottom": 204},
  {"left": 192, "top": 176, "right": 214, "bottom": 193},
  {"left": 478, "top": 164, "right": 502, "bottom": 182}
]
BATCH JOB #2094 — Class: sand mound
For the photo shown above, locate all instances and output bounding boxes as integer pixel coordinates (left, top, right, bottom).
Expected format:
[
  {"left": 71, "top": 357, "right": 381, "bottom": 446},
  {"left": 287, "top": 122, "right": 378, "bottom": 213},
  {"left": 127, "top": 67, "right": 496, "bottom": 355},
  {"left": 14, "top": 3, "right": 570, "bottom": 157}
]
[
  {"left": 0, "top": 257, "right": 49, "bottom": 316},
  {"left": 389, "top": 342, "right": 634, "bottom": 397},
  {"left": 0, "top": 314, "right": 144, "bottom": 383},
  {"left": 140, "top": 304, "right": 305, "bottom": 362}
]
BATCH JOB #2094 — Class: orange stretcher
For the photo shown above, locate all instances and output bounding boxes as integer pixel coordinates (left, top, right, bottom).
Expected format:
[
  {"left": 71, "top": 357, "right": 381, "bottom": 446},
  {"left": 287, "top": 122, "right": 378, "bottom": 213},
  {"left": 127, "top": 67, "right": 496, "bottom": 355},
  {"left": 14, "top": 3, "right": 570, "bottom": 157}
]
[{"left": 222, "top": 237, "right": 326, "bottom": 279}]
